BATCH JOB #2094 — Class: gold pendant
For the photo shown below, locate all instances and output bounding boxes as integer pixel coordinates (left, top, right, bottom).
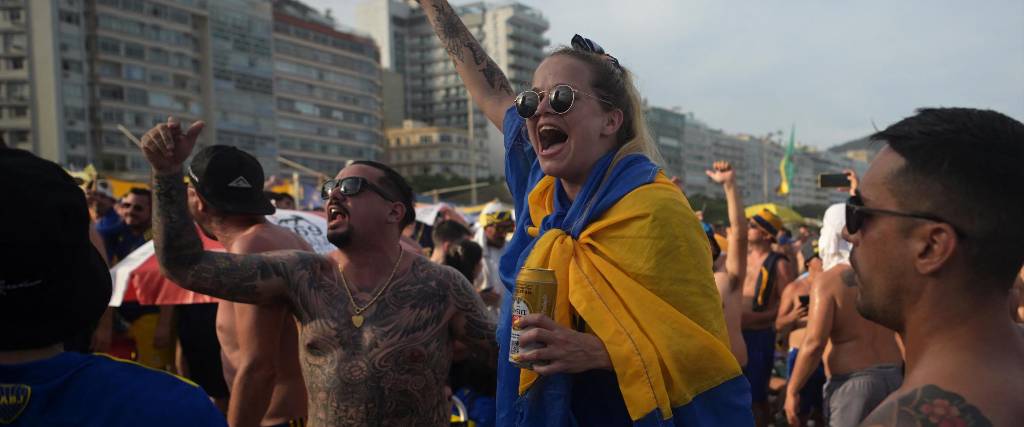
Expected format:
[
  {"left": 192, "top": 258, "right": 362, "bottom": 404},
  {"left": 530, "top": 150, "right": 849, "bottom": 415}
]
[{"left": 351, "top": 314, "right": 364, "bottom": 328}]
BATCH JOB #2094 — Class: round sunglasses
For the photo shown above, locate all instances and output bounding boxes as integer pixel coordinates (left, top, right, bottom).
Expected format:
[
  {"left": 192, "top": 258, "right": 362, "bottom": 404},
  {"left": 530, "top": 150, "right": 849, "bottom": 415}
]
[
  {"left": 514, "top": 84, "right": 614, "bottom": 119},
  {"left": 320, "top": 177, "right": 397, "bottom": 202}
]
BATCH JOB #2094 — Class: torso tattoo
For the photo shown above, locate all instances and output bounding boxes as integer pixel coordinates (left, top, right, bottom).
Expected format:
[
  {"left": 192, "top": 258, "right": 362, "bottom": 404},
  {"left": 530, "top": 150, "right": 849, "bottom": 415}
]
[
  {"left": 861, "top": 385, "right": 992, "bottom": 427},
  {"left": 150, "top": 173, "right": 495, "bottom": 427},
  {"left": 290, "top": 257, "right": 490, "bottom": 427}
]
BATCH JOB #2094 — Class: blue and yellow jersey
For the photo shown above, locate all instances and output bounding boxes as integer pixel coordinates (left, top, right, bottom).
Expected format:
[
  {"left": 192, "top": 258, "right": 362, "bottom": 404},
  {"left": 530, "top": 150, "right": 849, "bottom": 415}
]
[{"left": 0, "top": 352, "right": 225, "bottom": 426}]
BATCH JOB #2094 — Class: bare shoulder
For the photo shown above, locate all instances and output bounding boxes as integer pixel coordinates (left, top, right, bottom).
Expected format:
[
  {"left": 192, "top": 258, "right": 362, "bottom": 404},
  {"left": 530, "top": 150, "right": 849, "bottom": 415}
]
[
  {"left": 813, "top": 265, "right": 849, "bottom": 295},
  {"left": 861, "top": 385, "right": 993, "bottom": 427},
  {"left": 232, "top": 222, "right": 313, "bottom": 253}
]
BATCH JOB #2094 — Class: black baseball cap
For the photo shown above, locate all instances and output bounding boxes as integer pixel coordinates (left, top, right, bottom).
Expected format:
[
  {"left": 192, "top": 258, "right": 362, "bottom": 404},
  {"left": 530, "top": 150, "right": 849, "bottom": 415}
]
[
  {"left": 0, "top": 148, "right": 112, "bottom": 351},
  {"left": 188, "top": 145, "right": 275, "bottom": 216}
]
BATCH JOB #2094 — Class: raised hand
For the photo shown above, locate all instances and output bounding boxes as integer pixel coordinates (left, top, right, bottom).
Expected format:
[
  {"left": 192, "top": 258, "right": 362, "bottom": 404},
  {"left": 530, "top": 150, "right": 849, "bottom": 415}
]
[
  {"left": 844, "top": 169, "right": 859, "bottom": 196},
  {"left": 705, "top": 160, "right": 736, "bottom": 185},
  {"left": 140, "top": 116, "right": 205, "bottom": 174}
]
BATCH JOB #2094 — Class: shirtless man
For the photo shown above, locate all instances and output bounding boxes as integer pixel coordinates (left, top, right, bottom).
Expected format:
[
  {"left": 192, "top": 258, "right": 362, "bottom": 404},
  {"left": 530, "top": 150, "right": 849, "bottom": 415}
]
[
  {"left": 849, "top": 108, "right": 1024, "bottom": 427},
  {"left": 776, "top": 246, "right": 825, "bottom": 426},
  {"left": 706, "top": 161, "right": 748, "bottom": 367},
  {"left": 183, "top": 144, "right": 308, "bottom": 426},
  {"left": 139, "top": 119, "right": 497, "bottom": 426},
  {"left": 785, "top": 203, "right": 903, "bottom": 427},
  {"left": 742, "top": 208, "right": 796, "bottom": 426}
]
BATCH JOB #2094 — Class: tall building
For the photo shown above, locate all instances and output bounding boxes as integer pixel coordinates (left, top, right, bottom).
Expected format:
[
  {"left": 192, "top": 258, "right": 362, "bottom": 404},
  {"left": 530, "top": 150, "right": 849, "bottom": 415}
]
[
  {"left": 88, "top": 0, "right": 210, "bottom": 177},
  {"left": 676, "top": 109, "right": 865, "bottom": 209},
  {"left": 385, "top": 119, "right": 487, "bottom": 180},
  {"left": 6, "top": 0, "right": 384, "bottom": 182},
  {"left": 273, "top": 0, "right": 384, "bottom": 177},
  {"left": 646, "top": 106, "right": 686, "bottom": 180},
  {"left": 355, "top": 0, "right": 549, "bottom": 178},
  {"left": 209, "top": 0, "right": 278, "bottom": 174}
]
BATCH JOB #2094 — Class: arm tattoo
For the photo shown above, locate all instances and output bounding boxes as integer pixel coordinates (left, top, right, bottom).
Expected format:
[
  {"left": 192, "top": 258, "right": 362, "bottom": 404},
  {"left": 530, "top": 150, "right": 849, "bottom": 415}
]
[
  {"left": 480, "top": 55, "right": 513, "bottom": 96},
  {"left": 448, "top": 267, "right": 498, "bottom": 363},
  {"left": 151, "top": 172, "right": 311, "bottom": 305},
  {"left": 861, "top": 385, "right": 992, "bottom": 427},
  {"left": 428, "top": 2, "right": 513, "bottom": 95},
  {"left": 431, "top": 3, "right": 465, "bottom": 63}
]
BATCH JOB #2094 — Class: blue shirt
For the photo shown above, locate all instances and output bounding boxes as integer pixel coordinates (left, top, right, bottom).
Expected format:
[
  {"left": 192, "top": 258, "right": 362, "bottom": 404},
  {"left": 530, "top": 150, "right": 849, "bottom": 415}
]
[
  {"left": 94, "top": 208, "right": 122, "bottom": 236},
  {"left": 99, "top": 221, "right": 148, "bottom": 266},
  {"left": 0, "top": 352, "right": 226, "bottom": 426}
]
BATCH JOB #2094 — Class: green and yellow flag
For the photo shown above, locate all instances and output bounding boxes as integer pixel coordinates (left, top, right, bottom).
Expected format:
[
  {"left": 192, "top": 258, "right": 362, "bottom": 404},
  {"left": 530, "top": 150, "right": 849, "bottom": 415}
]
[{"left": 778, "top": 124, "right": 795, "bottom": 195}]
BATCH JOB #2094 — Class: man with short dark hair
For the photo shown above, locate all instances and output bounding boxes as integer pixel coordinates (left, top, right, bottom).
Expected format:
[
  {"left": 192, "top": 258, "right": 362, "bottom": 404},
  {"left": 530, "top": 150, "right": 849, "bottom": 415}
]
[
  {"left": 182, "top": 144, "right": 309, "bottom": 426},
  {"left": 98, "top": 186, "right": 175, "bottom": 371},
  {"left": 430, "top": 219, "right": 472, "bottom": 264},
  {"left": 139, "top": 118, "right": 496, "bottom": 426},
  {"left": 0, "top": 147, "right": 225, "bottom": 426},
  {"left": 850, "top": 108, "right": 1024, "bottom": 427},
  {"left": 785, "top": 203, "right": 903, "bottom": 427}
]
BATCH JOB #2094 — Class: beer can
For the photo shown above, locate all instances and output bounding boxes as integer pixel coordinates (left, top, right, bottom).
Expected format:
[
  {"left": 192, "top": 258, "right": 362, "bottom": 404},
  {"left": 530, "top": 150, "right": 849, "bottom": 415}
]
[{"left": 509, "top": 267, "right": 557, "bottom": 369}]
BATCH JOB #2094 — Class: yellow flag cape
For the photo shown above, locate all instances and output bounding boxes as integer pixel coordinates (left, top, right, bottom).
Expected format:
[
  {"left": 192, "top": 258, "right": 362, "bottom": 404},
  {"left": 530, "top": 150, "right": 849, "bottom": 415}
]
[{"left": 517, "top": 173, "right": 742, "bottom": 421}]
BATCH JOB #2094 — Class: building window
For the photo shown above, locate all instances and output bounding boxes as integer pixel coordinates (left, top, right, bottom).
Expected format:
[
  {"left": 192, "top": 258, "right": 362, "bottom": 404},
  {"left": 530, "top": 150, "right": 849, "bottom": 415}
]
[
  {"left": 59, "top": 10, "right": 80, "bottom": 26},
  {"left": 125, "top": 87, "right": 147, "bottom": 105},
  {"left": 96, "top": 60, "right": 120, "bottom": 78},
  {"left": 61, "top": 60, "right": 83, "bottom": 74},
  {"left": 124, "top": 43, "right": 145, "bottom": 60},
  {"left": 98, "top": 84, "right": 124, "bottom": 101},
  {"left": 97, "top": 37, "right": 121, "bottom": 55},
  {"left": 124, "top": 64, "right": 145, "bottom": 81},
  {"left": 147, "top": 47, "right": 168, "bottom": 65},
  {"left": 4, "top": 58, "right": 23, "bottom": 70},
  {"left": 148, "top": 70, "right": 170, "bottom": 85},
  {"left": 9, "top": 106, "right": 27, "bottom": 118}
]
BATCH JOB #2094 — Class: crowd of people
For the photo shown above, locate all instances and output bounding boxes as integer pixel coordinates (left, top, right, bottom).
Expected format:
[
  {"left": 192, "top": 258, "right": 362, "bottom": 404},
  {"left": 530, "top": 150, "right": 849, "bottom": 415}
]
[{"left": 3, "top": 0, "right": 1024, "bottom": 425}]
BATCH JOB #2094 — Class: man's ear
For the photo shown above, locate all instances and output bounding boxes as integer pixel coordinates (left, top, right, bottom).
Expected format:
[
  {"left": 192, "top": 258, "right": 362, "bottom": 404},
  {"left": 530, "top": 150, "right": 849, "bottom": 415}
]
[{"left": 912, "top": 223, "right": 958, "bottom": 276}]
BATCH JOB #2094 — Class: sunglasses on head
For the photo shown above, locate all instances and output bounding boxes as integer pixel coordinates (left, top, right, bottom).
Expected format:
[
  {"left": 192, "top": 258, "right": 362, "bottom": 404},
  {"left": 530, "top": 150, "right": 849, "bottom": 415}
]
[
  {"left": 514, "top": 84, "right": 614, "bottom": 119},
  {"left": 845, "top": 194, "right": 966, "bottom": 237},
  {"left": 320, "top": 177, "right": 397, "bottom": 202},
  {"left": 484, "top": 211, "right": 513, "bottom": 224}
]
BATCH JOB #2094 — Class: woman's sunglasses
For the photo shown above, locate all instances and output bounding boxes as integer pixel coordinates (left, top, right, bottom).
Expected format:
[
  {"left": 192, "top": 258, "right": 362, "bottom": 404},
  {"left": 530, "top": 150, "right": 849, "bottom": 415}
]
[
  {"left": 514, "top": 84, "right": 614, "bottom": 119},
  {"left": 845, "top": 194, "right": 965, "bottom": 237},
  {"left": 320, "top": 177, "right": 396, "bottom": 202}
]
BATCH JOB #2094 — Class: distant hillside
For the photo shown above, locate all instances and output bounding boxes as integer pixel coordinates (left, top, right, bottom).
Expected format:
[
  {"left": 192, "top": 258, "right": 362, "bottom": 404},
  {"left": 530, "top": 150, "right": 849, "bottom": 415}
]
[{"left": 828, "top": 135, "right": 872, "bottom": 153}]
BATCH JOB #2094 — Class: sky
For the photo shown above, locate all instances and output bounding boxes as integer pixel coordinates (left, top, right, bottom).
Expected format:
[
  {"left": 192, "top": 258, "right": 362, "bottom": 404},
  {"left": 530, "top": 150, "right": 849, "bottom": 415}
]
[{"left": 308, "top": 0, "right": 1024, "bottom": 149}]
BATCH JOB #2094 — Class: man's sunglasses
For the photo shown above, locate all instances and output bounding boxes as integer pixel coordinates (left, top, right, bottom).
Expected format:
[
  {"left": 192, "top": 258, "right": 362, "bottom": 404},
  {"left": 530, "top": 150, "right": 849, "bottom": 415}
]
[
  {"left": 845, "top": 194, "right": 965, "bottom": 237},
  {"left": 514, "top": 84, "right": 614, "bottom": 119},
  {"left": 320, "top": 177, "right": 396, "bottom": 202}
]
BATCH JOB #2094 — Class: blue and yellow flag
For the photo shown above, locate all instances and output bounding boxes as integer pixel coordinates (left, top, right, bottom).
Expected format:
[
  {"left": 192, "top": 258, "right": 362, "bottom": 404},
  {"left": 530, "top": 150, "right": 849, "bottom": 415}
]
[
  {"left": 778, "top": 124, "right": 795, "bottom": 195},
  {"left": 495, "top": 106, "right": 751, "bottom": 426}
]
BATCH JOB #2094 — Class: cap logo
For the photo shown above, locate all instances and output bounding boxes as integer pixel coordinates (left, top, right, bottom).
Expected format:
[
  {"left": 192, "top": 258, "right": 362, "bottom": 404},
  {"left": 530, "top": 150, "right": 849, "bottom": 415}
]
[
  {"left": 0, "top": 384, "right": 31, "bottom": 424},
  {"left": 227, "top": 176, "right": 253, "bottom": 189}
]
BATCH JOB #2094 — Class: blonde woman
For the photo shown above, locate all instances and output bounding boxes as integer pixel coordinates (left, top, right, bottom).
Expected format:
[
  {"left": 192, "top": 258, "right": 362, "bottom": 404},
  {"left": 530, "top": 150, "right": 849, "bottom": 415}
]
[{"left": 421, "top": 1, "right": 752, "bottom": 425}]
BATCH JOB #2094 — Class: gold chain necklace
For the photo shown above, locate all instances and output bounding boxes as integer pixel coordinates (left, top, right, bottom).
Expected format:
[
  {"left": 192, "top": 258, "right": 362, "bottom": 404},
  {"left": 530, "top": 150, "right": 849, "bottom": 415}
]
[{"left": 338, "top": 249, "right": 404, "bottom": 328}]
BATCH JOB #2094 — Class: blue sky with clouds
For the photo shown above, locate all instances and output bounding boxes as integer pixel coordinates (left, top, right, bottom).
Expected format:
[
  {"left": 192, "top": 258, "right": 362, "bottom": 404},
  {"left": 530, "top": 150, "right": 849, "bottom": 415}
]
[{"left": 310, "top": 0, "right": 1024, "bottom": 148}]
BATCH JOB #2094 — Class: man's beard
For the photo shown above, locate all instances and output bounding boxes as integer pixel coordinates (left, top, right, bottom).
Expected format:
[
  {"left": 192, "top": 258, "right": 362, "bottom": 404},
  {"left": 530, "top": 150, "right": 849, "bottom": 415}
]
[{"left": 328, "top": 227, "right": 353, "bottom": 249}]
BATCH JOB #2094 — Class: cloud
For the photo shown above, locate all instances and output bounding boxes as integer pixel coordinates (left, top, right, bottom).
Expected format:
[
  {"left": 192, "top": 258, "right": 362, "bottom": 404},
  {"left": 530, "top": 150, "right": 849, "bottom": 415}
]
[{"left": 314, "top": 0, "right": 1024, "bottom": 147}]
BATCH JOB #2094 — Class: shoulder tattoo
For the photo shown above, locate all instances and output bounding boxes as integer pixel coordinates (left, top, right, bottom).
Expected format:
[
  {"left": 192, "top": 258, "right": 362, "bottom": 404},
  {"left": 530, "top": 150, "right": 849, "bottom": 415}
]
[{"left": 862, "top": 385, "right": 992, "bottom": 427}]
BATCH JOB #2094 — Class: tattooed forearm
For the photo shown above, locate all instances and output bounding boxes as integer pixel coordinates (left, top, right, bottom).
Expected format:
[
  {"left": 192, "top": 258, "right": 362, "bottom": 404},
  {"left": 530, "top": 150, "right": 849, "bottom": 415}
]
[
  {"left": 151, "top": 172, "right": 298, "bottom": 305},
  {"left": 861, "top": 385, "right": 992, "bottom": 427},
  {"left": 423, "top": 0, "right": 513, "bottom": 96},
  {"left": 449, "top": 269, "right": 498, "bottom": 365},
  {"left": 432, "top": 3, "right": 466, "bottom": 63},
  {"left": 152, "top": 171, "right": 206, "bottom": 284},
  {"left": 480, "top": 56, "right": 513, "bottom": 96}
]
